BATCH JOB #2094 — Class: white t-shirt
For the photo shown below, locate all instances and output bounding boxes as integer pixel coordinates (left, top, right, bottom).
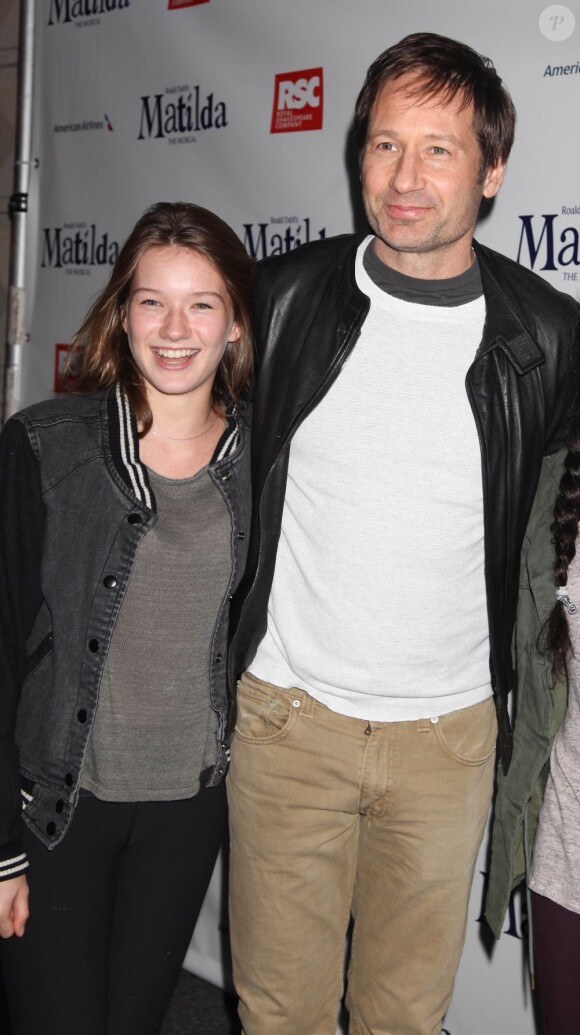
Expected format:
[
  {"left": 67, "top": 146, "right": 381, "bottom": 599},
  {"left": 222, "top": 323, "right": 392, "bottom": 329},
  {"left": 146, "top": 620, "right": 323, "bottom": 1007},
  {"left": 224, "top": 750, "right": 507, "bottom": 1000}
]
[{"left": 251, "top": 238, "right": 492, "bottom": 721}]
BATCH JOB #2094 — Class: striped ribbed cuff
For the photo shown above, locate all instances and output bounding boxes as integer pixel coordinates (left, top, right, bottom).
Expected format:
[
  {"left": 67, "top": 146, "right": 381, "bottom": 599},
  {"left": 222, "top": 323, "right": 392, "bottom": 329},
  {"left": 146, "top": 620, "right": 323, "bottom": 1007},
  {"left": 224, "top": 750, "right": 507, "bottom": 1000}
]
[{"left": 0, "top": 850, "right": 29, "bottom": 881}]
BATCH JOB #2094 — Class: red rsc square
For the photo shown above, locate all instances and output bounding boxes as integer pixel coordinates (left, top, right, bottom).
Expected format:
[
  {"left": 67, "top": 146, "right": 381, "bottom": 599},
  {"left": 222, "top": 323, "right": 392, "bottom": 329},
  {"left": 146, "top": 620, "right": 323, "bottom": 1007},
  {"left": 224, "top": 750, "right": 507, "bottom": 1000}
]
[
  {"left": 271, "top": 67, "right": 324, "bottom": 133},
  {"left": 168, "top": 0, "right": 210, "bottom": 9},
  {"left": 53, "top": 343, "right": 78, "bottom": 394}
]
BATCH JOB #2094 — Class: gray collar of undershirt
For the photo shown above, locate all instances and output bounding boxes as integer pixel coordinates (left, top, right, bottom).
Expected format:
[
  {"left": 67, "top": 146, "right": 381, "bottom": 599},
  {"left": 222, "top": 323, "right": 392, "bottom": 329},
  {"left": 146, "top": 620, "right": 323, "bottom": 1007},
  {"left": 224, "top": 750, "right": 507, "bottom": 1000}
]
[{"left": 363, "top": 238, "right": 483, "bottom": 307}]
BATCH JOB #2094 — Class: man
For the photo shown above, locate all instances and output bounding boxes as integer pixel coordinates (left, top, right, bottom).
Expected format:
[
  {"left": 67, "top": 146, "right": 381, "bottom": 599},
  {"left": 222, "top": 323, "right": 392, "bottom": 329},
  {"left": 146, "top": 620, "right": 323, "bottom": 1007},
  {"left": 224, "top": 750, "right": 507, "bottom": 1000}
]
[{"left": 227, "top": 32, "right": 578, "bottom": 1035}]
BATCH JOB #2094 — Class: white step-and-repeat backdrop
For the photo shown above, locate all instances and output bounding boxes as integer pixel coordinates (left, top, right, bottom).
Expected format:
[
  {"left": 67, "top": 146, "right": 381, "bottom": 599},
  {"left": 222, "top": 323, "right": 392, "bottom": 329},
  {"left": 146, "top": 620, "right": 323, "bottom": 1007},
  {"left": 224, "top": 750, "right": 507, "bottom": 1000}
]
[{"left": 18, "top": 3, "right": 580, "bottom": 1032}]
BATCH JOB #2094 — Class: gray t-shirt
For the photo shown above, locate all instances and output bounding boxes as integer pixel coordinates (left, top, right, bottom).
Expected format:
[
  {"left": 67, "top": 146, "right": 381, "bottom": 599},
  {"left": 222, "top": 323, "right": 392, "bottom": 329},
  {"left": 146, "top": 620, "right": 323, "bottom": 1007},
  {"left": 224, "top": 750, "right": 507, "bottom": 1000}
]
[
  {"left": 81, "top": 465, "right": 232, "bottom": 801},
  {"left": 363, "top": 238, "right": 483, "bottom": 305},
  {"left": 530, "top": 550, "right": 580, "bottom": 913}
]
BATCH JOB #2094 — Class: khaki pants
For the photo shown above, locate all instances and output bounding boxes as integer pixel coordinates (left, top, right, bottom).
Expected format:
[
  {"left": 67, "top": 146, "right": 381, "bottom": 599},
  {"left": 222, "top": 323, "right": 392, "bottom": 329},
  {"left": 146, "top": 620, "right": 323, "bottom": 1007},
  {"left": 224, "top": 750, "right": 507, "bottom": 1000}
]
[{"left": 228, "top": 672, "right": 497, "bottom": 1035}]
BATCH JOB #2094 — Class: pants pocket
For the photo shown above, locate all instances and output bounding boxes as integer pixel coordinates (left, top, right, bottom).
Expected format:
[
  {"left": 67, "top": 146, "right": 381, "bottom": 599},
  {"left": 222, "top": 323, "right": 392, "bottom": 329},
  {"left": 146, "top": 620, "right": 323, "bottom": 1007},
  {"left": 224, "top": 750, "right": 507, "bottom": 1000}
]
[
  {"left": 433, "top": 697, "right": 497, "bottom": 766},
  {"left": 234, "top": 674, "right": 301, "bottom": 745}
]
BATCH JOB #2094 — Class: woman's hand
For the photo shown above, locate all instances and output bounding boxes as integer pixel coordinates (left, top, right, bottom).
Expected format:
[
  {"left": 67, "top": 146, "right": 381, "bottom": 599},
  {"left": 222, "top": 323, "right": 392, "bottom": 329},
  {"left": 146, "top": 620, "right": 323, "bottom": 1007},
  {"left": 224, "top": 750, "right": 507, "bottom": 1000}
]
[{"left": 0, "top": 875, "right": 29, "bottom": 938}]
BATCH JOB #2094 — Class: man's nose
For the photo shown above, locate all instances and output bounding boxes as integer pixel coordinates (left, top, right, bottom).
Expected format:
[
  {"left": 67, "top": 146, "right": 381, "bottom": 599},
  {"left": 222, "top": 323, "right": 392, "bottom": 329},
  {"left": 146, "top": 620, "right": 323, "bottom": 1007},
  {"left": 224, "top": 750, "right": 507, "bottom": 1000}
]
[{"left": 389, "top": 151, "right": 424, "bottom": 193}]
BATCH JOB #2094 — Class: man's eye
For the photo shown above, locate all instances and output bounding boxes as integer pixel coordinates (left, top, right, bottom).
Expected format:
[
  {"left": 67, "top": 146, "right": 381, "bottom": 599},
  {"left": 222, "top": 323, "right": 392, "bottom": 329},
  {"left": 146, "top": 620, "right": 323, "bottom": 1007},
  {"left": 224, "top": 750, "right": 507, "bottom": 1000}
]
[
  {"left": 430, "top": 146, "right": 449, "bottom": 156},
  {"left": 377, "top": 141, "right": 396, "bottom": 152}
]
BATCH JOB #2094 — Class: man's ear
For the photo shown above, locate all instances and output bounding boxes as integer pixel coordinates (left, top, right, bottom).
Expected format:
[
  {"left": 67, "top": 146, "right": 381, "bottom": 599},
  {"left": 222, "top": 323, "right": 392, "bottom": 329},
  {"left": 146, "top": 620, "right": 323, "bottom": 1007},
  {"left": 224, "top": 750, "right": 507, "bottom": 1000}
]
[{"left": 482, "top": 161, "right": 505, "bottom": 200}]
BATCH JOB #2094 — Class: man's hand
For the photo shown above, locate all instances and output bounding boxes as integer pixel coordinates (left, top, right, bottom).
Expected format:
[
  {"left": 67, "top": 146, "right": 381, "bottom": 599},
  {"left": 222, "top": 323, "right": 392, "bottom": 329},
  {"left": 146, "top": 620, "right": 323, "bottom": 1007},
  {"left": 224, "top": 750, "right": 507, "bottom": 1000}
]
[{"left": 0, "top": 875, "right": 29, "bottom": 938}]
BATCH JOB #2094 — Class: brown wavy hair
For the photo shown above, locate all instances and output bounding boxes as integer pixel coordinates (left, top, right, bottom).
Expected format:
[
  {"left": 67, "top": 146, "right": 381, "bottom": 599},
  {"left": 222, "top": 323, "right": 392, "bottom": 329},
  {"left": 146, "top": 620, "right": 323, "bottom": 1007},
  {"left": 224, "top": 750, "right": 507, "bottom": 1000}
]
[
  {"left": 71, "top": 202, "right": 255, "bottom": 433},
  {"left": 353, "top": 32, "right": 516, "bottom": 179}
]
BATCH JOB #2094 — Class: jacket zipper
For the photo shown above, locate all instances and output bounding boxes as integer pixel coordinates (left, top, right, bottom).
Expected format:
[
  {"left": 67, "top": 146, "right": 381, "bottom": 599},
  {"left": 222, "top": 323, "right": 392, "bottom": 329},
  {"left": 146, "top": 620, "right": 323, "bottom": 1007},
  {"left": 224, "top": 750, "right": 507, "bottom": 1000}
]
[
  {"left": 228, "top": 301, "right": 367, "bottom": 686},
  {"left": 464, "top": 352, "right": 501, "bottom": 699}
]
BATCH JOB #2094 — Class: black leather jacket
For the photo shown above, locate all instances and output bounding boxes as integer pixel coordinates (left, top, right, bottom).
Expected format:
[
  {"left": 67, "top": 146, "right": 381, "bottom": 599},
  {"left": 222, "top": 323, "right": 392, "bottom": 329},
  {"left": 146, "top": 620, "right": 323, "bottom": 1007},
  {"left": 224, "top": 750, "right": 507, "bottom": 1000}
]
[{"left": 229, "top": 233, "right": 578, "bottom": 763}]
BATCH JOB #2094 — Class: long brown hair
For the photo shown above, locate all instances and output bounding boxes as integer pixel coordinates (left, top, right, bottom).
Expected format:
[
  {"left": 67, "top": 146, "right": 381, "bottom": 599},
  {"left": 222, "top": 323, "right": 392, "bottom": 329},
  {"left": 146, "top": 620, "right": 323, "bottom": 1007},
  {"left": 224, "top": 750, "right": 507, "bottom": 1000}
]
[{"left": 71, "top": 202, "right": 255, "bottom": 432}]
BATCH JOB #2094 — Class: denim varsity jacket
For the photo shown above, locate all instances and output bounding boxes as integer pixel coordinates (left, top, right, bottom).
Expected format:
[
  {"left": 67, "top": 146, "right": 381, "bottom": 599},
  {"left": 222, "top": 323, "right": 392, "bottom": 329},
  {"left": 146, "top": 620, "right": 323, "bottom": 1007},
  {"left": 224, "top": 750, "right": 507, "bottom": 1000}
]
[{"left": 0, "top": 385, "right": 251, "bottom": 880}]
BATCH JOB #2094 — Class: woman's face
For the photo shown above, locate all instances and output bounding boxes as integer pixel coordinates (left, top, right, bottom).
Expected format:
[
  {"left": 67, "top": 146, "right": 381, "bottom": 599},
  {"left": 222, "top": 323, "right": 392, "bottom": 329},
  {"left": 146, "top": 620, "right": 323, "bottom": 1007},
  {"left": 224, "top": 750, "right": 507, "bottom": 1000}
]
[{"left": 122, "top": 244, "right": 240, "bottom": 406}]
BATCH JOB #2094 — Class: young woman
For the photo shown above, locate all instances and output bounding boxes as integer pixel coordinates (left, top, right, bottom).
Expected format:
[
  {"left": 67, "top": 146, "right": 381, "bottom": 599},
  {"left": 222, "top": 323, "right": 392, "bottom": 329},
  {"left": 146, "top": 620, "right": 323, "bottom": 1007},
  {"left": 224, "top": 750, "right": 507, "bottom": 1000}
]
[
  {"left": 526, "top": 416, "right": 580, "bottom": 1035},
  {"left": 0, "top": 201, "right": 254, "bottom": 1035}
]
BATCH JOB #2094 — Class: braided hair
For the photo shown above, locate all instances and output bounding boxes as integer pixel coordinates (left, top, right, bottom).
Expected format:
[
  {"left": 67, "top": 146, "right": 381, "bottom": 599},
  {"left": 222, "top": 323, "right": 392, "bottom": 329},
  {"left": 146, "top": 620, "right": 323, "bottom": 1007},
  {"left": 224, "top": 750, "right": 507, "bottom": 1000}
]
[{"left": 547, "top": 378, "right": 580, "bottom": 676}]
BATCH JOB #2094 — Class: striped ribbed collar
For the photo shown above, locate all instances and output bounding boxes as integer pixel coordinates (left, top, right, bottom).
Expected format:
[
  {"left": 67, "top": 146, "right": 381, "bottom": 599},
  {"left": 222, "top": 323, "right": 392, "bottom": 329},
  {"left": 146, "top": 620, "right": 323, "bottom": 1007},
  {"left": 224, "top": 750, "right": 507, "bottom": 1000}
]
[
  {"left": 106, "top": 385, "right": 241, "bottom": 511},
  {"left": 107, "top": 384, "right": 153, "bottom": 510},
  {"left": 213, "top": 414, "right": 240, "bottom": 463}
]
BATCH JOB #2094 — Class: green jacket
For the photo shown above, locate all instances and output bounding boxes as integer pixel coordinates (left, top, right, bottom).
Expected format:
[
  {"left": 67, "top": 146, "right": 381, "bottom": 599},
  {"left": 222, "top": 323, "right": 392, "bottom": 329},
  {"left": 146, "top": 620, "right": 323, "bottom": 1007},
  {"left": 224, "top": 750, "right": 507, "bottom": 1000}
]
[{"left": 485, "top": 449, "right": 568, "bottom": 938}]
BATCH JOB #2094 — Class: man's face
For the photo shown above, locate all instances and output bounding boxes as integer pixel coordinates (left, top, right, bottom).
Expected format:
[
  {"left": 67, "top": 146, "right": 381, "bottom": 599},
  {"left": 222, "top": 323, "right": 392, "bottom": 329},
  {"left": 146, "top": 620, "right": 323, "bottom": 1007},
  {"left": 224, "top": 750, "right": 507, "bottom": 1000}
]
[{"left": 361, "top": 73, "right": 505, "bottom": 278}]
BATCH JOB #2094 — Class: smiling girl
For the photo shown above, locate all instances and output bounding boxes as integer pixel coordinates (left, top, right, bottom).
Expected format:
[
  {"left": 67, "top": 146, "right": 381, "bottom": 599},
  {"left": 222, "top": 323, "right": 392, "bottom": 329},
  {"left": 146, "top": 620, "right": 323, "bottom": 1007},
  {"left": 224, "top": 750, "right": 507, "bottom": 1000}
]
[{"left": 0, "top": 202, "right": 254, "bottom": 1035}]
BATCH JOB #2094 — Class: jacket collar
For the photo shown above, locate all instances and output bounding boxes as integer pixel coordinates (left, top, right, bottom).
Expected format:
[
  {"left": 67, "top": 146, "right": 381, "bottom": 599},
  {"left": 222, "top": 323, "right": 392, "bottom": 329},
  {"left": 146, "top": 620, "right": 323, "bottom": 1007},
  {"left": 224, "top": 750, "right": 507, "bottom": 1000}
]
[
  {"left": 104, "top": 384, "right": 243, "bottom": 510},
  {"left": 353, "top": 235, "right": 546, "bottom": 376},
  {"left": 473, "top": 240, "right": 545, "bottom": 375},
  {"left": 355, "top": 234, "right": 545, "bottom": 375},
  {"left": 105, "top": 385, "right": 153, "bottom": 510}
]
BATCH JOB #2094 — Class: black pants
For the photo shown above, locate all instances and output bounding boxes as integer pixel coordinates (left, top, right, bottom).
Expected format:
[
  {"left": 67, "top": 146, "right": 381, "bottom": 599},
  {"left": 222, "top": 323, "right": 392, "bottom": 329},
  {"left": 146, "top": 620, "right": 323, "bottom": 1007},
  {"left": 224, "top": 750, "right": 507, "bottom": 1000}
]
[
  {"left": 0, "top": 784, "right": 226, "bottom": 1035},
  {"left": 531, "top": 888, "right": 580, "bottom": 1035}
]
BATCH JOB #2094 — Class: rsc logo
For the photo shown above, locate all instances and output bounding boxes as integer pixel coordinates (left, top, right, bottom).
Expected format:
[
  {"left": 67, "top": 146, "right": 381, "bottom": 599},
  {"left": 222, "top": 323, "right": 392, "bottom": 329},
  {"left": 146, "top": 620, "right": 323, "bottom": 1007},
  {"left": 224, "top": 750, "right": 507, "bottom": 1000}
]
[{"left": 270, "top": 68, "right": 323, "bottom": 133}]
